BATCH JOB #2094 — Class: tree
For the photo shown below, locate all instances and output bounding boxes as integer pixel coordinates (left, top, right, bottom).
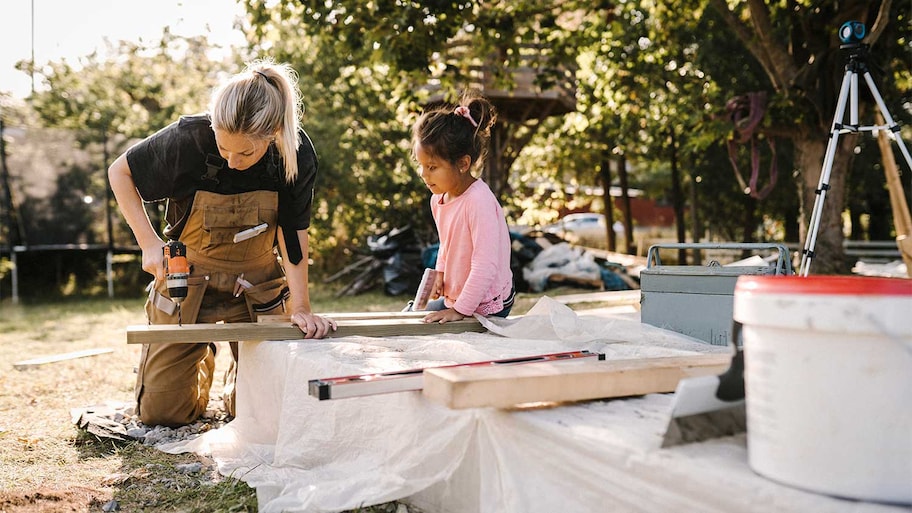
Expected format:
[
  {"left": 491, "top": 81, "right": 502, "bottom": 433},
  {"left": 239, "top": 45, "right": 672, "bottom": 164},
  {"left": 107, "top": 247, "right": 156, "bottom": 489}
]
[
  {"left": 243, "top": 0, "right": 911, "bottom": 274},
  {"left": 240, "top": 1, "right": 453, "bottom": 263},
  {"left": 706, "top": 0, "right": 908, "bottom": 273},
  {"left": 250, "top": 1, "right": 622, "bottom": 255},
  {"left": 24, "top": 32, "right": 235, "bottom": 247}
]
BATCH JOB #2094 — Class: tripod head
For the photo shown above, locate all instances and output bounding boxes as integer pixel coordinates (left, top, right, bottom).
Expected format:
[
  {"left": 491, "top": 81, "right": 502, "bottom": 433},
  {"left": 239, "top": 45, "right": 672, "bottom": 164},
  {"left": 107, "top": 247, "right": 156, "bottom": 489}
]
[
  {"left": 840, "top": 42, "right": 870, "bottom": 73},
  {"left": 838, "top": 21, "right": 870, "bottom": 73}
]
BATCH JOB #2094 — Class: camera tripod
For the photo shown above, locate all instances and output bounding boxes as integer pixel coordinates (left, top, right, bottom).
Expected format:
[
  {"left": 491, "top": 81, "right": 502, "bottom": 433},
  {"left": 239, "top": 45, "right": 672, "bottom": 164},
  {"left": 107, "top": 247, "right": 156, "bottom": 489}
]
[{"left": 799, "top": 41, "right": 912, "bottom": 276}]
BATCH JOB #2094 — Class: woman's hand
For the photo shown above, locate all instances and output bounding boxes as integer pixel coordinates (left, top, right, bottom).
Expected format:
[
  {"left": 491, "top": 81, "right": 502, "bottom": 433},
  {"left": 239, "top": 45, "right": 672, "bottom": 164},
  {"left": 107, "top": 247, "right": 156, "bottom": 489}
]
[
  {"left": 141, "top": 241, "right": 166, "bottom": 281},
  {"left": 290, "top": 311, "right": 338, "bottom": 339},
  {"left": 423, "top": 307, "right": 466, "bottom": 324}
]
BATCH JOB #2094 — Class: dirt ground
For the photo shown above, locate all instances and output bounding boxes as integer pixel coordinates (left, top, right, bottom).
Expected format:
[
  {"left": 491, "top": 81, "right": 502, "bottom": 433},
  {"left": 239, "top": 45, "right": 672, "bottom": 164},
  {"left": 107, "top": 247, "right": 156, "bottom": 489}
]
[{"left": 0, "top": 298, "right": 249, "bottom": 512}]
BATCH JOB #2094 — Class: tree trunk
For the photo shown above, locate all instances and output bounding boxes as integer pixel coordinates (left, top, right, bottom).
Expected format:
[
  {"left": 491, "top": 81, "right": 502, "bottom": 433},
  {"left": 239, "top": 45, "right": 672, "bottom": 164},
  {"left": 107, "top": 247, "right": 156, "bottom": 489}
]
[
  {"left": 484, "top": 123, "right": 508, "bottom": 200},
  {"left": 617, "top": 155, "right": 634, "bottom": 254},
  {"left": 795, "top": 134, "right": 855, "bottom": 274},
  {"left": 741, "top": 195, "right": 757, "bottom": 259},
  {"left": 690, "top": 166, "right": 703, "bottom": 264},
  {"left": 599, "top": 156, "right": 616, "bottom": 252},
  {"left": 669, "top": 129, "right": 687, "bottom": 264}
]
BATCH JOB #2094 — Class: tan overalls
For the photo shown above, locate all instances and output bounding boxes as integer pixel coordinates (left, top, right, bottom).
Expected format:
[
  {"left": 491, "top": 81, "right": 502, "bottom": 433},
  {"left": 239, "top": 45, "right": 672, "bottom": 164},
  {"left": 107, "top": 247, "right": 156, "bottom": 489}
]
[{"left": 137, "top": 189, "right": 288, "bottom": 427}]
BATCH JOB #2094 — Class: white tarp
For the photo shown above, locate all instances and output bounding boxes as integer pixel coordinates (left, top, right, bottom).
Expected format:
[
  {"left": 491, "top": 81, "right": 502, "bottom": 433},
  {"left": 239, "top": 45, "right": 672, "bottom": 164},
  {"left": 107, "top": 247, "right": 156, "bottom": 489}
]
[{"left": 162, "top": 298, "right": 902, "bottom": 513}]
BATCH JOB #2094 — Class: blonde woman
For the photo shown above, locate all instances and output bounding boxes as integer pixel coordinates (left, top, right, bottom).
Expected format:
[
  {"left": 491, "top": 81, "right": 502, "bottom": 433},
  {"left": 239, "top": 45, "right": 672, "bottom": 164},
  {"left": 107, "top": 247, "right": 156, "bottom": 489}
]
[{"left": 109, "top": 59, "right": 336, "bottom": 427}]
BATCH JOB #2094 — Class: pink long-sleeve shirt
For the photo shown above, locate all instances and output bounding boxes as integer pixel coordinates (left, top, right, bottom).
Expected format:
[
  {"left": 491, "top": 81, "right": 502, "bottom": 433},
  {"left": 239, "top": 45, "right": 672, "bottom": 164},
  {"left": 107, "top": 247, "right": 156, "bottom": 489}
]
[{"left": 431, "top": 179, "right": 513, "bottom": 316}]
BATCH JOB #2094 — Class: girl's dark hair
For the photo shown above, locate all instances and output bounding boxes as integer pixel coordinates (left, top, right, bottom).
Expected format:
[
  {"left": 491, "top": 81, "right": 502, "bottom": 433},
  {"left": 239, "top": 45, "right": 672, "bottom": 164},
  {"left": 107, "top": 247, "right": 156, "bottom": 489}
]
[{"left": 412, "top": 90, "right": 497, "bottom": 172}]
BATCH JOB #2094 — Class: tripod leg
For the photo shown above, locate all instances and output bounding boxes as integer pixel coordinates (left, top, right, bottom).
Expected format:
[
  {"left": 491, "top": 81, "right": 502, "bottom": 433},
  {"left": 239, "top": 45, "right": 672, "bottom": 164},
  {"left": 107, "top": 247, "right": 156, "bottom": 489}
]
[
  {"left": 867, "top": 73, "right": 912, "bottom": 276},
  {"left": 864, "top": 71, "right": 912, "bottom": 172},
  {"left": 800, "top": 70, "right": 854, "bottom": 276}
]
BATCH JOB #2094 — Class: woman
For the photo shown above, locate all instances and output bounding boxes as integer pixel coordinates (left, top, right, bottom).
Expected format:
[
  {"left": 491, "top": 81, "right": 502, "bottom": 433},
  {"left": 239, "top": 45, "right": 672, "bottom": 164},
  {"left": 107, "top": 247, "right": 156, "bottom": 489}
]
[{"left": 109, "top": 58, "right": 336, "bottom": 427}]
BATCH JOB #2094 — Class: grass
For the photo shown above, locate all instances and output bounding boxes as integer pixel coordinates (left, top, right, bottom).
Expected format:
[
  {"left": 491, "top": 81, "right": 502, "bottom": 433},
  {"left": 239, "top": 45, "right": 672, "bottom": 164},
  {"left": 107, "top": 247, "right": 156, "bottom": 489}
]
[{"left": 0, "top": 283, "right": 585, "bottom": 512}]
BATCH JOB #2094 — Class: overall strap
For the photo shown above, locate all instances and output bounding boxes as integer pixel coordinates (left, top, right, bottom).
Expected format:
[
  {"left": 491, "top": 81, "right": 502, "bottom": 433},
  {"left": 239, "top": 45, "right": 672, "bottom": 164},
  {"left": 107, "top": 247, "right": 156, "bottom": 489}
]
[{"left": 186, "top": 122, "right": 225, "bottom": 184}]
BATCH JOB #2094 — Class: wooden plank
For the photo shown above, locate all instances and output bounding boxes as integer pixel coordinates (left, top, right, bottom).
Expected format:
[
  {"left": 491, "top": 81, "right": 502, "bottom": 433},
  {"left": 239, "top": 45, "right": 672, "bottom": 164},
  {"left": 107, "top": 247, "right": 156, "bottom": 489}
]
[
  {"left": 551, "top": 289, "right": 641, "bottom": 306},
  {"left": 14, "top": 348, "right": 114, "bottom": 370},
  {"left": 126, "top": 317, "right": 486, "bottom": 344},
  {"left": 309, "top": 350, "right": 602, "bottom": 400},
  {"left": 422, "top": 353, "right": 732, "bottom": 409},
  {"left": 257, "top": 311, "right": 427, "bottom": 323}
]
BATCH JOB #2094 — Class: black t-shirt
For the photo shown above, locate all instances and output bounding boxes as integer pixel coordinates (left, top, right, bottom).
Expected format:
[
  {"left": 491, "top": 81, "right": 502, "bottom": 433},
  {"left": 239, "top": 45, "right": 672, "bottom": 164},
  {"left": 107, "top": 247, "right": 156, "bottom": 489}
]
[{"left": 126, "top": 114, "right": 317, "bottom": 262}]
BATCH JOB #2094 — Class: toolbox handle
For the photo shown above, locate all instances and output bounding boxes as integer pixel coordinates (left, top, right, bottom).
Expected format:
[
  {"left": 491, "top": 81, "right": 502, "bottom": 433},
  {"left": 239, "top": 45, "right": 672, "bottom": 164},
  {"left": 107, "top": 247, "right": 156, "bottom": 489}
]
[{"left": 646, "top": 242, "right": 793, "bottom": 275}]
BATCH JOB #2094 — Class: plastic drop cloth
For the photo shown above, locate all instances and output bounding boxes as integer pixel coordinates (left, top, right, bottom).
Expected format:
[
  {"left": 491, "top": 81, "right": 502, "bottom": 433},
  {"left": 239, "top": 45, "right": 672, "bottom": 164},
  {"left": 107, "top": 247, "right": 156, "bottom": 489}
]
[{"left": 161, "top": 297, "right": 730, "bottom": 512}]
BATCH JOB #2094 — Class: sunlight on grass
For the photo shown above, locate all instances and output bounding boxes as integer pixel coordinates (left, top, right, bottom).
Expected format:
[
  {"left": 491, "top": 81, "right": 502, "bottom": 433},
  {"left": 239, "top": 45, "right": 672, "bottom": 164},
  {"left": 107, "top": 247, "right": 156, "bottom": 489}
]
[{"left": 0, "top": 282, "right": 587, "bottom": 511}]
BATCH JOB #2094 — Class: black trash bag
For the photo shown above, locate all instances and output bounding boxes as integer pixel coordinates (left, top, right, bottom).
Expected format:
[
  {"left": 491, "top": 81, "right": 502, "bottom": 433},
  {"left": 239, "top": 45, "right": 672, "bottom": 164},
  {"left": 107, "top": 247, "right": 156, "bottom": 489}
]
[
  {"left": 367, "top": 225, "right": 414, "bottom": 259},
  {"left": 368, "top": 225, "right": 424, "bottom": 296},
  {"left": 383, "top": 249, "right": 423, "bottom": 296}
]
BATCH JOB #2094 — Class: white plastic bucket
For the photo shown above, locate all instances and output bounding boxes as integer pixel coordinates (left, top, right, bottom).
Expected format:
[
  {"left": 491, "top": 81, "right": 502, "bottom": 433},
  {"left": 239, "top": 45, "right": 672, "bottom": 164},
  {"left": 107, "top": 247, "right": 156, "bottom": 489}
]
[{"left": 733, "top": 275, "right": 912, "bottom": 504}]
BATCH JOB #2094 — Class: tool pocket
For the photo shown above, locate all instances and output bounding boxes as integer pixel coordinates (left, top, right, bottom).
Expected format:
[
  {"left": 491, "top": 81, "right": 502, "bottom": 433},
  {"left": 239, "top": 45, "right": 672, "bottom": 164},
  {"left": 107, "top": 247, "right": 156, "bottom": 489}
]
[
  {"left": 145, "top": 275, "right": 209, "bottom": 325},
  {"left": 243, "top": 276, "right": 289, "bottom": 321},
  {"left": 202, "top": 206, "right": 261, "bottom": 247}
]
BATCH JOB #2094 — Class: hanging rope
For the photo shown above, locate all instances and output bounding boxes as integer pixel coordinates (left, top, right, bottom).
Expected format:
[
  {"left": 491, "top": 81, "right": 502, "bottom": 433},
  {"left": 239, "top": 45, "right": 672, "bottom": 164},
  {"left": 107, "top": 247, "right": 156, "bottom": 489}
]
[{"left": 725, "top": 91, "right": 778, "bottom": 200}]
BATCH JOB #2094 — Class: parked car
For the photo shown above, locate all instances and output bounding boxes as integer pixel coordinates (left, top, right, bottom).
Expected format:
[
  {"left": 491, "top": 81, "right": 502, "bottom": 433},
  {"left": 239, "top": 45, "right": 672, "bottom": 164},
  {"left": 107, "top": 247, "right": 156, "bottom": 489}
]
[{"left": 543, "top": 213, "right": 608, "bottom": 248}]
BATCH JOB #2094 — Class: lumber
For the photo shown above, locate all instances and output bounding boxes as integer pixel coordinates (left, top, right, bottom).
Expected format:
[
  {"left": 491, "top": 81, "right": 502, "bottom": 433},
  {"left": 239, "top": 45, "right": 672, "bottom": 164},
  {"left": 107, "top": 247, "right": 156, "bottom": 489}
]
[
  {"left": 257, "top": 311, "right": 427, "bottom": 323},
  {"left": 875, "top": 112, "right": 912, "bottom": 277},
  {"left": 551, "top": 289, "right": 641, "bottom": 307},
  {"left": 422, "top": 353, "right": 732, "bottom": 409},
  {"left": 14, "top": 348, "right": 114, "bottom": 370},
  {"left": 126, "top": 317, "right": 486, "bottom": 344},
  {"left": 309, "top": 350, "right": 602, "bottom": 400}
]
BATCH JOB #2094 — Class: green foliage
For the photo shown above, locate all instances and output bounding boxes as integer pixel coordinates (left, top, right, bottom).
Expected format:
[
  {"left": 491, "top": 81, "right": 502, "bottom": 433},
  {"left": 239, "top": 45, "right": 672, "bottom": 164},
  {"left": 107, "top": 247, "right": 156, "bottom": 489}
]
[
  {"left": 8, "top": 0, "right": 910, "bottom": 279},
  {"left": 17, "top": 32, "right": 237, "bottom": 249},
  {"left": 240, "top": 0, "right": 437, "bottom": 266},
  {"left": 25, "top": 31, "right": 232, "bottom": 146}
]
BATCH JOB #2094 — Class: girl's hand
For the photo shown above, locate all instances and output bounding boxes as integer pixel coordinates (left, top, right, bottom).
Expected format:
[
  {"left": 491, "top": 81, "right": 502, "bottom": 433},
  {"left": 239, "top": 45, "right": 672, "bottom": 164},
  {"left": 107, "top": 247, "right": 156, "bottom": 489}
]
[
  {"left": 423, "top": 307, "right": 465, "bottom": 324},
  {"left": 291, "top": 312, "right": 338, "bottom": 339},
  {"left": 430, "top": 271, "right": 444, "bottom": 299}
]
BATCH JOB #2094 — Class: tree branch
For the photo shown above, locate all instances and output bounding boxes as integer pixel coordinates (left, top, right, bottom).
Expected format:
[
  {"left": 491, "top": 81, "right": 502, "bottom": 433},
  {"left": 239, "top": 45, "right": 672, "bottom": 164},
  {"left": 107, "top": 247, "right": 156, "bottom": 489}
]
[
  {"left": 867, "top": 0, "right": 892, "bottom": 45},
  {"left": 746, "top": 0, "right": 802, "bottom": 90},
  {"left": 707, "top": 0, "right": 782, "bottom": 90}
]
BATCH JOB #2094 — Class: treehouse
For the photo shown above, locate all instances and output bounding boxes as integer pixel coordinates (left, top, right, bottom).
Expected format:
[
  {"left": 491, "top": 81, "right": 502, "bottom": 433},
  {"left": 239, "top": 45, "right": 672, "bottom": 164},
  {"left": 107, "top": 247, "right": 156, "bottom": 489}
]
[{"left": 423, "top": 41, "right": 577, "bottom": 198}]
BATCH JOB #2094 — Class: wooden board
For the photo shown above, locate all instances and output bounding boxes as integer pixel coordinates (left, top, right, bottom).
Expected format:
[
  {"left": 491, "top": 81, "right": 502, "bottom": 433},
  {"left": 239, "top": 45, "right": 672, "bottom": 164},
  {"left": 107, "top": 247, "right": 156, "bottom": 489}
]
[
  {"left": 257, "top": 311, "right": 427, "bottom": 323},
  {"left": 309, "top": 350, "right": 602, "bottom": 400},
  {"left": 551, "top": 289, "right": 641, "bottom": 307},
  {"left": 422, "top": 353, "right": 732, "bottom": 409},
  {"left": 126, "top": 317, "right": 486, "bottom": 344},
  {"left": 14, "top": 348, "right": 114, "bottom": 370}
]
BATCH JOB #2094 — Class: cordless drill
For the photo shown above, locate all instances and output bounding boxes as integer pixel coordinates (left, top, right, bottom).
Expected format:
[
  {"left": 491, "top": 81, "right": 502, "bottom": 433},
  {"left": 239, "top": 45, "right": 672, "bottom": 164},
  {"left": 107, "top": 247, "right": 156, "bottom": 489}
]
[{"left": 163, "top": 240, "right": 189, "bottom": 326}]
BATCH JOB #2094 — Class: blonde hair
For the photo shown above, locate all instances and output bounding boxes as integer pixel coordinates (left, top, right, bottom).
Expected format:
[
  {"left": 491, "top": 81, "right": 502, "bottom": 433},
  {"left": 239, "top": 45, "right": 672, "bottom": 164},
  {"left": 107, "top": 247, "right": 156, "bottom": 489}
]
[{"left": 209, "top": 58, "right": 303, "bottom": 183}]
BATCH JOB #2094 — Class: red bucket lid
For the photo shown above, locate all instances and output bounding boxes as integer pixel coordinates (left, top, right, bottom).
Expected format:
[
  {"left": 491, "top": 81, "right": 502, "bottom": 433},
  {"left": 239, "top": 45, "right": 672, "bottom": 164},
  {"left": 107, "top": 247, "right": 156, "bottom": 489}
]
[{"left": 735, "top": 275, "right": 912, "bottom": 296}]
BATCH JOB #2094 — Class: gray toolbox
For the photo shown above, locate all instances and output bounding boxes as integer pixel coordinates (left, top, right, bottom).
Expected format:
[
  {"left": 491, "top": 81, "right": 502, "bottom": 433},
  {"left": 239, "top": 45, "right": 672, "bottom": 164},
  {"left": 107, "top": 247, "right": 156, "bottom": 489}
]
[{"left": 639, "top": 242, "right": 792, "bottom": 345}]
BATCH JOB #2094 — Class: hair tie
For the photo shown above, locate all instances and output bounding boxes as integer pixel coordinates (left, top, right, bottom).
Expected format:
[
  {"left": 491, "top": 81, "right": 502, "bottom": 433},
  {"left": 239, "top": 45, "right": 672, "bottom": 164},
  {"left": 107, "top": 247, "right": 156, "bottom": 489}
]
[
  {"left": 254, "top": 70, "right": 274, "bottom": 86},
  {"left": 454, "top": 105, "right": 478, "bottom": 128}
]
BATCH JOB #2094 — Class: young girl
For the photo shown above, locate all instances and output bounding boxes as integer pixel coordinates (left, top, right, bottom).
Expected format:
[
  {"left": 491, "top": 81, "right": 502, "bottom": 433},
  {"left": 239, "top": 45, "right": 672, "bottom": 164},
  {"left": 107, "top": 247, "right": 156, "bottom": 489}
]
[{"left": 412, "top": 91, "right": 515, "bottom": 323}]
